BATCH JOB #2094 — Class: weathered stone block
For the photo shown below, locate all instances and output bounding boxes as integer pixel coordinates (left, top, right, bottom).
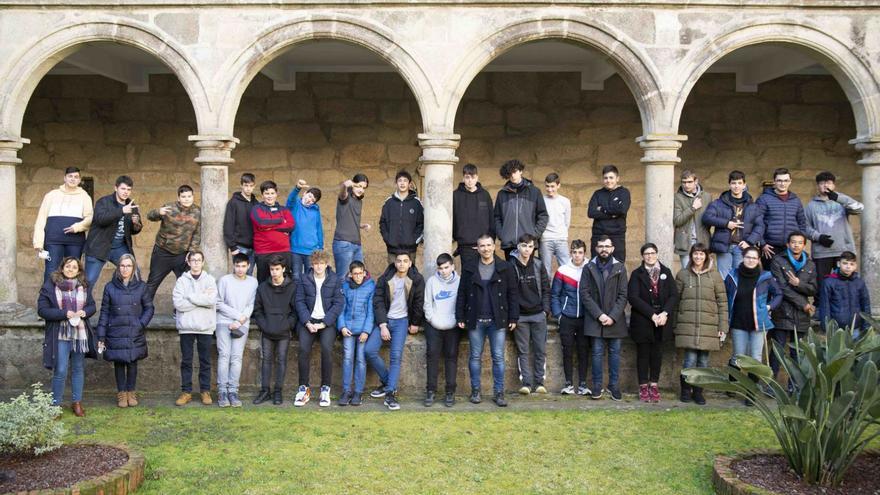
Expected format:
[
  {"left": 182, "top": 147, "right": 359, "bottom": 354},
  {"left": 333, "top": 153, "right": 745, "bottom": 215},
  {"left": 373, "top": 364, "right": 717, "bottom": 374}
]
[
  {"left": 458, "top": 101, "right": 503, "bottom": 125},
  {"left": 330, "top": 124, "right": 378, "bottom": 143},
  {"left": 380, "top": 101, "right": 411, "bottom": 124},
  {"left": 23, "top": 98, "right": 56, "bottom": 123},
  {"left": 535, "top": 144, "right": 593, "bottom": 164},
  {"left": 800, "top": 78, "right": 848, "bottom": 104},
  {"left": 714, "top": 149, "right": 757, "bottom": 171},
  {"left": 491, "top": 72, "right": 538, "bottom": 105},
  {"left": 137, "top": 144, "right": 178, "bottom": 170},
  {"left": 55, "top": 98, "right": 91, "bottom": 122},
  {"left": 44, "top": 122, "right": 104, "bottom": 142},
  {"left": 589, "top": 105, "right": 641, "bottom": 125},
  {"left": 722, "top": 98, "right": 777, "bottom": 130},
  {"left": 757, "top": 146, "right": 801, "bottom": 169},
  {"left": 340, "top": 143, "right": 386, "bottom": 168},
  {"left": 539, "top": 73, "right": 581, "bottom": 107},
  {"left": 289, "top": 148, "right": 337, "bottom": 170},
  {"left": 235, "top": 97, "right": 266, "bottom": 124},
  {"left": 352, "top": 73, "right": 410, "bottom": 99},
  {"left": 596, "top": 138, "right": 642, "bottom": 167},
  {"left": 20, "top": 145, "right": 50, "bottom": 167},
  {"left": 265, "top": 94, "right": 316, "bottom": 122},
  {"left": 253, "top": 122, "right": 325, "bottom": 147},
  {"left": 232, "top": 147, "right": 289, "bottom": 170},
  {"left": 311, "top": 83, "right": 350, "bottom": 99},
  {"left": 507, "top": 107, "right": 549, "bottom": 129},
  {"left": 317, "top": 99, "right": 377, "bottom": 124},
  {"left": 779, "top": 104, "right": 838, "bottom": 133},
  {"left": 387, "top": 144, "right": 420, "bottom": 164},
  {"left": 105, "top": 122, "right": 152, "bottom": 144},
  {"left": 59, "top": 75, "right": 123, "bottom": 99},
  {"left": 462, "top": 73, "right": 488, "bottom": 100}
]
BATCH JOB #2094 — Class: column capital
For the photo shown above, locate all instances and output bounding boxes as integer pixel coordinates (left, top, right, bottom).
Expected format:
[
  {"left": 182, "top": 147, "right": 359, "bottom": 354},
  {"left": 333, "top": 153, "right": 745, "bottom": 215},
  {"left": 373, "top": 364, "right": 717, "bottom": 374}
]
[
  {"left": 636, "top": 134, "right": 687, "bottom": 166},
  {"left": 189, "top": 135, "right": 239, "bottom": 165},
  {"left": 418, "top": 133, "right": 460, "bottom": 167},
  {"left": 0, "top": 136, "right": 30, "bottom": 166},
  {"left": 849, "top": 137, "right": 880, "bottom": 166}
]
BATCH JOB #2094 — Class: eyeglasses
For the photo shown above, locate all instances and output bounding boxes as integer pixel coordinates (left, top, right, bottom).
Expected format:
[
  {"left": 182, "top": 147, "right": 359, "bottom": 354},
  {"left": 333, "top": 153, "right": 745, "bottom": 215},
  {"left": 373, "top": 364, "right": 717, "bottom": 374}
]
[{"left": 642, "top": 251, "right": 657, "bottom": 256}]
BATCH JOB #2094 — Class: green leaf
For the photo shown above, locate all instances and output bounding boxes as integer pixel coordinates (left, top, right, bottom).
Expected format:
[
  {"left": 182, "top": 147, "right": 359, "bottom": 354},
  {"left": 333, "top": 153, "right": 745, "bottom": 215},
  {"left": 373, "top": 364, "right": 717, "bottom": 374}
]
[{"left": 779, "top": 404, "right": 808, "bottom": 420}]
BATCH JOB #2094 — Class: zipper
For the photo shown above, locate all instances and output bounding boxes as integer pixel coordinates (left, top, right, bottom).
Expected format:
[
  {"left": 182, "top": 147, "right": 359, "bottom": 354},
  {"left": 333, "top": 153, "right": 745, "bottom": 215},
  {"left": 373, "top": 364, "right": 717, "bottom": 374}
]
[{"left": 695, "top": 272, "right": 701, "bottom": 348}]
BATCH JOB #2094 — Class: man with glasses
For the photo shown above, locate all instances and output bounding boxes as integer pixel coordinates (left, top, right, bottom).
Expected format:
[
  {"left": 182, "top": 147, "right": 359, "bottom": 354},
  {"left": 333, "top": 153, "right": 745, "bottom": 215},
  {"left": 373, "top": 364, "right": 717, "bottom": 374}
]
[
  {"left": 172, "top": 249, "right": 217, "bottom": 406},
  {"left": 673, "top": 170, "right": 711, "bottom": 268},
  {"left": 580, "top": 235, "right": 628, "bottom": 401},
  {"left": 756, "top": 168, "right": 823, "bottom": 269}
]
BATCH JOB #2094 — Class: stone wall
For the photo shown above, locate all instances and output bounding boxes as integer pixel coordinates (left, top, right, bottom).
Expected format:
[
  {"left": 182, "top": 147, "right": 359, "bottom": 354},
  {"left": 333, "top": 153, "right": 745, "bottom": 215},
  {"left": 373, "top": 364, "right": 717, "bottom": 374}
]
[{"left": 17, "top": 71, "right": 860, "bottom": 313}]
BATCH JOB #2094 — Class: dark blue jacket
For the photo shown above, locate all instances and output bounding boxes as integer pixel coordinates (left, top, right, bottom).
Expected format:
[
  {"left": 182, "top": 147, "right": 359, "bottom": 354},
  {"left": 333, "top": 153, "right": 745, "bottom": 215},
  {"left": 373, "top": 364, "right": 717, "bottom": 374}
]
[
  {"left": 819, "top": 270, "right": 871, "bottom": 332},
  {"left": 337, "top": 276, "right": 375, "bottom": 335},
  {"left": 38, "top": 278, "right": 98, "bottom": 370},
  {"left": 97, "top": 277, "right": 154, "bottom": 363},
  {"left": 701, "top": 191, "right": 764, "bottom": 254},
  {"left": 755, "top": 189, "right": 817, "bottom": 247},
  {"left": 456, "top": 256, "right": 519, "bottom": 329},
  {"left": 295, "top": 268, "right": 344, "bottom": 327},
  {"left": 724, "top": 269, "right": 783, "bottom": 332}
]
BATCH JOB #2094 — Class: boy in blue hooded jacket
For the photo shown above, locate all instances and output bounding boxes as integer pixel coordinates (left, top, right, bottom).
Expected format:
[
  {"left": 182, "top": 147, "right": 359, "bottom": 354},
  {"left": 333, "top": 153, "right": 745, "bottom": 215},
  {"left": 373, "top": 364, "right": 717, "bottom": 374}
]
[
  {"left": 287, "top": 179, "right": 324, "bottom": 281},
  {"left": 337, "top": 260, "right": 375, "bottom": 406}
]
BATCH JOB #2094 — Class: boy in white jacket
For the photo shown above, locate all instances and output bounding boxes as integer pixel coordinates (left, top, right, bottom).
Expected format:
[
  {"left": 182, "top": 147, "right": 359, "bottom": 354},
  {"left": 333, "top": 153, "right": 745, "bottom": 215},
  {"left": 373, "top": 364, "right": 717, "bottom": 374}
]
[
  {"left": 422, "top": 253, "right": 461, "bottom": 407},
  {"left": 172, "top": 249, "right": 217, "bottom": 406},
  {"left": 215, "top": 253, "right": 258, "bottom": 408}
]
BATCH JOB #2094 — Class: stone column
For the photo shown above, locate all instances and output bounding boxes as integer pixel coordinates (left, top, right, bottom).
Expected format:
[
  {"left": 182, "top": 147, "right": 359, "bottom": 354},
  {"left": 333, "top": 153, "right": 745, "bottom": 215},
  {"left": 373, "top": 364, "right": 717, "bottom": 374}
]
[
  {"left": 637, "top": 134, "right": 687, "bottom": 267},
  {"left": 189, "top": 135, "right": 239, "bottom": 280},
  {"left": 418, "top": 133, "right": 460, "bottom": 275},
  {"left": 0, "top": 137, "right": 28, "bottom": 305},
  {"left": 854, "top": 138, "right": 880, "bottom": 315}
]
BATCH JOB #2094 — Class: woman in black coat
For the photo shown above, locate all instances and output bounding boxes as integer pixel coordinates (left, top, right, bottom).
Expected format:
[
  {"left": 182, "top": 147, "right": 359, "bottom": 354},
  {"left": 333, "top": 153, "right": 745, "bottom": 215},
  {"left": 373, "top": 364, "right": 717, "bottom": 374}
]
[
  {"left": 628, "top": 243, "right": 679, "bottom": 403},
  {"left": 97, "top": 254, "right": 154, "bottom": 408},
  {"left": 38, "top": 257, "right": 97, "bottom": 417}
]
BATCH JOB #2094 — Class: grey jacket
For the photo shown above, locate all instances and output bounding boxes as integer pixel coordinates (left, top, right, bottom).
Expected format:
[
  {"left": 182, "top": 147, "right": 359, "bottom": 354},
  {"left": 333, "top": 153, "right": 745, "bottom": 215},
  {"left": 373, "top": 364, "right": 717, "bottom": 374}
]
[
  {"left": 804, "top": 193, "right": 863, "bottom": 259},
  {"left": 172, "top": 271, "right": 217, "bottom": 334},
  {"left": 673, "top": 186, "right": 712, "bottom": 255},
  {"left": 579, "top": 257, "right": 629, "bottom": 339}
]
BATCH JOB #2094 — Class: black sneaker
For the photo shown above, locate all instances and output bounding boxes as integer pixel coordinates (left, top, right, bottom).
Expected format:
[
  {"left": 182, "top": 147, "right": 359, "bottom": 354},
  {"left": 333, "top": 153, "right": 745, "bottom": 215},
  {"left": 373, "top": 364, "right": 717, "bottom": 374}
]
[
  {"left": 384, "top": 392, "right": 401, "bottom": 410},
  {"left": 338, "top": 390, "right": 352, "bottom": 407},
  {"left": 370, "top": 386, "right": 387, "bottom": 399},
  {"left": 608, "top": 385, "right": 622, "bottom": 402},
  {"left": 350, "top": 393, "right": 363, "bottom": 406},
  {"left": 590, "top": 387, "right": 604, "bottom": 400},
  {"left": 492, "top": 392, "right": 508, "bottom": 407},
  {"left": 469, "top": 390, "right": 482, "bottom": 404},
  {"left": 252, "top": 389, "right": 271, "bottom": 405},
  {"left": 444, "top": 393, "right": 455, "bottom": 407},
  {"left": 424, "top": 391, "right": 435, "bottom": 407}
]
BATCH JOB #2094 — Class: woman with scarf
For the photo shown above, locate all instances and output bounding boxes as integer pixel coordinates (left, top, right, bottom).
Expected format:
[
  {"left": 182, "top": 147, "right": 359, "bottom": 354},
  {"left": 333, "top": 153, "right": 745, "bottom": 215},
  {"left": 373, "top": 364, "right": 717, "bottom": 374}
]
[
  {"left": 724, "top": 245, "right": 783, "bottom": 405},
  {"left": 97, "top": 254, "right": 155, "bottom": 408},
  {"left": 674, "top": 243, "right": 728, "bottom": 405},
  {"left": 628, "top": 243, "right": 678, "bottom": 403},
  {"left": 38, "top": 256, "right": 97, "bottom": 417}
]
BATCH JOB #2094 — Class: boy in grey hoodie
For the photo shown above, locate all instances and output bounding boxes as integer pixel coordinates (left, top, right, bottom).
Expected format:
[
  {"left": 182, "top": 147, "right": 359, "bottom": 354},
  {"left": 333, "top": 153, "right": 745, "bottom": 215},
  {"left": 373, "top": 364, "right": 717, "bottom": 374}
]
[
  {"left": 422, "top": 253, "right": 461, "bottom": 407},
  {"left": 215, "top": 253, "right": 258, "bottom": 408},
  {"left": 805, "top": 171, "right": 863, "bottom": 292}
]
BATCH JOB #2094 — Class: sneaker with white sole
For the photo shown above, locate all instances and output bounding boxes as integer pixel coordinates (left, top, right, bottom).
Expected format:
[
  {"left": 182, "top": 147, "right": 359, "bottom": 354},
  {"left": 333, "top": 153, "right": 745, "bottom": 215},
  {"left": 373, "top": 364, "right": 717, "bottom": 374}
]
[
  {"left": 560, "top": 382, "right": 575, "bottom": 395},
  {"left": 384, "top": 391, "right": 400, "bottom": 410},
  {"left": 294, "top": 385, "right": 311, "bottom": 407},
  {"left": 518, "top": 386, "right": 531, "bottom": 395},
  {"left": 319, "top": 386, "right": 331, "bottom": 407},
  {"left": 534, "top": 385, "right": 547, "bottom": 394},
  {"left": 370, "top": 386, "right": 387, "bottom": 398},
  {"left": 577, "top": 383, "right": 592, "bottom": 396}
]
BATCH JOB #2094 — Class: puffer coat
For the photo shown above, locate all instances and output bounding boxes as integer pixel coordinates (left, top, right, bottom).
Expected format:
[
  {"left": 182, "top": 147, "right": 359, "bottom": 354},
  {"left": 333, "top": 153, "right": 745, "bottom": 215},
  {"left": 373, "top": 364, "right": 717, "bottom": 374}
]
[
  {"left": 674, "top": 263, "right": 729, "bottom": 351},
  {"left": 97, "top": 277, "right": 155, "bottom": 363}
]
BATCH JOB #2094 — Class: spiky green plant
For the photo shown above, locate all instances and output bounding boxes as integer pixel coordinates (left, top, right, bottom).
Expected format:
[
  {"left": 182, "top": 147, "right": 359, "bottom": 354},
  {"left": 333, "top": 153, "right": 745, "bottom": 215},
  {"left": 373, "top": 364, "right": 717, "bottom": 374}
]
[{"left": 684, "top": 321, "right": 880, "bottom": 486}]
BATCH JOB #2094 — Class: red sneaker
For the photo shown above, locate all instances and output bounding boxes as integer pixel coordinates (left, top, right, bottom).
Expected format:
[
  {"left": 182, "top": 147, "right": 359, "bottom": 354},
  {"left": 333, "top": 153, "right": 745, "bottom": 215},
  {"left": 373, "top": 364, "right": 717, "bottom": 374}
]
[
  {"left": 639, "top": 384, "right": 650, "bottom": 402},
  {"left": 650, "top": 383, "right": 661, "bottom": 403}
]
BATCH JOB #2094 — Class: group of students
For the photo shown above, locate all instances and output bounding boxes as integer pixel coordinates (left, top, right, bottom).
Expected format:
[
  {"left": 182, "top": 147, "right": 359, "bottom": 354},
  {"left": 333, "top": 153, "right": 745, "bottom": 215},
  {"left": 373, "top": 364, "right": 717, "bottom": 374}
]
[{"left": 35, "top": 160, "right": 871, "bottom": 415}]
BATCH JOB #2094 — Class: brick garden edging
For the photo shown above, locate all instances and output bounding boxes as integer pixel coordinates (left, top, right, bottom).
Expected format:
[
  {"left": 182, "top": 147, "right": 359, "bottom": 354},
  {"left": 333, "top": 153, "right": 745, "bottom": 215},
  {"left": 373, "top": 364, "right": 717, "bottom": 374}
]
[
  {"left": 1, "top": 443, "right": 145, "bottom": 495},
  {"left": 713, "top": 450, "right": 780, "bottom": 495}
]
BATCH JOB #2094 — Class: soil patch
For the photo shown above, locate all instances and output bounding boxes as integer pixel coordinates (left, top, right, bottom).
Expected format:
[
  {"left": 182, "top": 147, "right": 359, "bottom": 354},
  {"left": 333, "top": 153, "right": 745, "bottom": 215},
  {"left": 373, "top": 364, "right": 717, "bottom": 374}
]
[
  {"left": 0, "top": 444, "right": 128, "bottom": 493},
  {"left": 732, "top": 452, "right": 880, "bottom": 494}
]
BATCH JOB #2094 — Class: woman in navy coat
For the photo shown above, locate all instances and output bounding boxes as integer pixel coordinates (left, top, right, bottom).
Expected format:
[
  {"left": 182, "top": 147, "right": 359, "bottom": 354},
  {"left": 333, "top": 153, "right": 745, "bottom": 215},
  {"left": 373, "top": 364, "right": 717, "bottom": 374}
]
[{"left": 97, "top": 254, "right": 154, "bottom": 408}]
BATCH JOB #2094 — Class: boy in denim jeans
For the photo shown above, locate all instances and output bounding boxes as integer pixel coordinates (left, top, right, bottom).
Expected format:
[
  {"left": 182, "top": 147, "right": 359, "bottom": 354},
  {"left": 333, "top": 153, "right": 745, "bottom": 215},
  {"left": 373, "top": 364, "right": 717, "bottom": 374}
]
[{"left": 337, "top": 260, "right": 375, "bottom": 406}]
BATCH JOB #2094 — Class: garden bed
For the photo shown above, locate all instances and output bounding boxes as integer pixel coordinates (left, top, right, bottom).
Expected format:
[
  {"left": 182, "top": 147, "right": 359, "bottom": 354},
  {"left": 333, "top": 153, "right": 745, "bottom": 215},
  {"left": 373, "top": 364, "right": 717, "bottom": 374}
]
[
  {"left": 0, "top": 443, "right": 144, "bottom": 494},
  {"left": 714, "top": 450, "right": 880, "bottom": 495}
]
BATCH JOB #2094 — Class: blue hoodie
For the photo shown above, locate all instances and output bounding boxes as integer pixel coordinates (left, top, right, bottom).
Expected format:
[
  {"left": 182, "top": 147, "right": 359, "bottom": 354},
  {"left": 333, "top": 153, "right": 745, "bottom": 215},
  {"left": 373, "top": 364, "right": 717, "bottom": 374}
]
[
  {"left": 338, "top": 276, "right": 375, "bottom": 335},
  {"left": 287, "top": 187, "right": 324, "bottom": 255}
]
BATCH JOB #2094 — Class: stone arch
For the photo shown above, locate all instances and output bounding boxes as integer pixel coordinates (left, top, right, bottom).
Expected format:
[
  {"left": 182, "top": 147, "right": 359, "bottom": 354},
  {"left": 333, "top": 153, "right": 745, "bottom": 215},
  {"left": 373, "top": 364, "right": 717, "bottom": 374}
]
[
  {"left": 215, "top": 14, "right": 437, "bottom": 135},
  {"left": 0, "top": 19, "right": 211, "bottom": 137},
  {"left": 670, "top": 20, "right": 880, "bottom": 140},
  {"left": 443, "top": 16, "right": 664, "bottom": 135}
]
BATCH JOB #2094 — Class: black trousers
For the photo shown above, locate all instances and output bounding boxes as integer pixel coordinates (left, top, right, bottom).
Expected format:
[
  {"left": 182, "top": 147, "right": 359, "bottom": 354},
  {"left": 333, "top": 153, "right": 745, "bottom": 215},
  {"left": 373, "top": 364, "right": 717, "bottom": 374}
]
[
  {"left": 768, "top": 329, "right": 802, "bottom": 378},
  {"left": 457, "top": 245, "right": 479, "bottom": 270},
  {"left": 146, "top": 246, "right": 188, "bottom": 300},
  {"left": 591, "top": 234, "right": 626, "bottom": 263},
  {"left": 255, "top": 252, "right": 292, "bottom": 284},
  {"left": 814, "top": 257, "right": 838, "bottom": 311},
  {"left": 635, "top": 340, "right": 663, "bottom": 384},
  {"left": 114, "top": 361, "right": 138, "bottom": 391},
  {"left": 297, "top": 325, "right": 336, "bottom": 387},
  {"left": 558, "top": 315, "right": 589, "bottom": 385},
  {"left": 180, "top": 333, "right": 212, "bottom": 393},
  {"left": 261, "top": 335, "right": 290, "bottom": 392},
  {"left": 425, "top": 323, "right": 462, "bottom": 394}
]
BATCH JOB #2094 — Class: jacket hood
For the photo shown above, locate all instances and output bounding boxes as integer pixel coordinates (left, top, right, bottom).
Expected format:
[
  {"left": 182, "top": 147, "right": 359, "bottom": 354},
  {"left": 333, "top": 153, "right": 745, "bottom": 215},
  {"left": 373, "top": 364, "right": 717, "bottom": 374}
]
[
  {"left": 266, "top": 276, "right": 294, "bottom": 291},
  {"left": 345, "top": 275, "right": 375, "bottom": 291},
  {"left": 720, "top": 190, "right": 752, "bottom": 205},
  {"left": 381, "top": 262, "right": 423, "bottom": 281},
  {"left": 456, "top": 182, "right": 485, "bottom": 193},
  {"left": 688, "top": 257, "right": 715, "bottom": 275},
  {"left": 58, "top": 185, "right": 88, "bottom": 195},
  {"left": 434, "top": 270, "right": 459, "bottom": 285},
  {"left": 391, "top": 190, "right": 419, "bottom": 202},
  {"left": 502, "top": 177, "right": 533, "bottom": 193},
  {"left": 233, "top": 191, "right": 255, "bottom": 204},
  {"left": 677, "top": 184, "right": 703, "bottom": 198},
  {"left": 828, "top": 268, "right": 860, "bottom": 280}
]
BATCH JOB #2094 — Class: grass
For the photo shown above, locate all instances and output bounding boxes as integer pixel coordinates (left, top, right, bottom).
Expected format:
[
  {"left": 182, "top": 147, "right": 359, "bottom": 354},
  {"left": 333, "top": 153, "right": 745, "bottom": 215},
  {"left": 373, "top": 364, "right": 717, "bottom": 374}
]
[{"left": 60, "top": 403, "right": 783, "bottom": 494}]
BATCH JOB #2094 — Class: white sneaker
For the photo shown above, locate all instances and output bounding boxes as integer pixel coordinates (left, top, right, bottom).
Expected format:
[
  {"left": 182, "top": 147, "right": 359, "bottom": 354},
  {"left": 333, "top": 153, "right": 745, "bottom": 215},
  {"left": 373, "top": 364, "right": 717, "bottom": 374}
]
[
  {"left": 294, "top": 385, "right": 310, "bottom": 407},
  {"left": 560, "top": 383, "right": 576, "bottom": 395},
  {"left": 319, "top": 386, "right": 331, "bottom": 407},
  {"left": 518, "top": 386, "right": 531, "bottom": 395}
]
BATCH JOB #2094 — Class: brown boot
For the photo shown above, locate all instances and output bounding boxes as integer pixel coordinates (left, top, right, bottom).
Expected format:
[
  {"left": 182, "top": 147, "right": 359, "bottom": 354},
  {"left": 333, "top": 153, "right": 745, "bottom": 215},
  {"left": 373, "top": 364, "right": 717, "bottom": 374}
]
[
  {"left": 117, "top": 392, "right": 128, "bottom": 408},
  {"left": 200, "top": 391, "right": 213, "bottom": 405},
  {"left": 71, "top": 401, "right": 85, "bottom": 417},
  {"left": 175, "top": 392, "right": 192, "bottom": 406},
  {"left": 127, "top": 391, "right": 139, "bottom": 407}
]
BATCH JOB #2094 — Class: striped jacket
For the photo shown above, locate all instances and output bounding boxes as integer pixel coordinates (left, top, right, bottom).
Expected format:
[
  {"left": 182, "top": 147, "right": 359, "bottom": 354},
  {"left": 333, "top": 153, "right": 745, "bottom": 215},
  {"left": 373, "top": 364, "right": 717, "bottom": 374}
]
[{"left": 550, "top": 261, "right": 585, "bottom": 319}]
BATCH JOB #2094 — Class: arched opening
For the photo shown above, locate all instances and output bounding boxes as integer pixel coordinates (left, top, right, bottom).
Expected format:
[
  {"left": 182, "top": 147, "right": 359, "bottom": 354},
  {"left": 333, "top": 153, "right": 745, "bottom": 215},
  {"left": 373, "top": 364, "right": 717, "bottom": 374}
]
[
  {"left": 18, "top": 41, "right": 200, "bottom": 310},
  {"left": 229, "top": 39, "right": 425, "bottom": 274}
]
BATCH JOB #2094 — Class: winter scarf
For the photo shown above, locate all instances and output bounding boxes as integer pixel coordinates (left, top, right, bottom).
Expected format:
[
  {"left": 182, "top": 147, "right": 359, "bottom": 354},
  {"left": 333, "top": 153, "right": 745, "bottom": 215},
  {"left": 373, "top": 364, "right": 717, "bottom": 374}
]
[
  {"left": 55, "top": 278, "right": 88, "bottom": 352},
  {"left": 786, "top": 249, "right": 807, "bottom": 272}
]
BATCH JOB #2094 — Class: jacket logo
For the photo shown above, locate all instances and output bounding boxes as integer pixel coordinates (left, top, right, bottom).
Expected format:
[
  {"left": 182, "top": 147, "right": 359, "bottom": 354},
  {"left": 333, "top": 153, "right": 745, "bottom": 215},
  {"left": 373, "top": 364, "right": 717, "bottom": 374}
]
[
  {"left": 409, "top": 208, "right": 415, "bottom": 214},
  {"left": 435, "top": 290, "right": 455, "bottom": 300}
]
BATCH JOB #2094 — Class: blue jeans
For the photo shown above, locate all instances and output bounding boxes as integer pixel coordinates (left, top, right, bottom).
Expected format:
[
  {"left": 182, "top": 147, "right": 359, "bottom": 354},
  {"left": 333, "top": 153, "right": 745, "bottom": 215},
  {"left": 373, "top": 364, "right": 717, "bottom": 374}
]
[
  {"left": 365, "top": 318, "right": 408, "bottom": 393},
  {"left": 683, "top": 348, "right": 710, "bottom": 369},
  {"left": 290, "top": 252, "right": 311, "bottom": 281},
  {"left": 730, "top": 328, "right": 766, "bottom": 366},
  {"left": 591, "top": 337, "right": 621, "bottom": 390},
  {"left": 84, "top": 244, "right": 131, "bottom": 290},
  {"left": 44, "top": 244, "right": 84, "bottom": 283},
  {"left": 216, "top": 323, "right": 249, "bottom": 394},
  {"left": 539, "top": 239, "right": 570, "bottom": 277},
  {"left": 341, "top": 334, "right": 368, "bottom": 394},
  {"left": 333, "top": 240, "right": 364, "bottom": 275},
  {"left": 52, "top": 339, "right": 85, "bottom": 404},
  {"left": 716, "top": 244, "right": 744, "bottom": 280},
  {"left": 468, "top": 320, "right": 506, "bottom": 394}
]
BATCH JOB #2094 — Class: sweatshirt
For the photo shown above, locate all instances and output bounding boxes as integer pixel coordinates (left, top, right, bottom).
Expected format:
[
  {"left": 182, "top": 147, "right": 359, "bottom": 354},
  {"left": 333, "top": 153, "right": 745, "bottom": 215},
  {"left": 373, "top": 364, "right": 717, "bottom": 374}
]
[
  {"left": 511, "top": 252, "right": 551, "bottom": 318},
  {"left": 250, "top": 201, "right": 294, "bottom": 255},
  {"left": 452, "top": 182, "right": 494, "bottom": 248},
  {"left": 542, "top": 194, "right": 571, "bottom": 241},
  {"left": 334, "top": 187, "right": 364, "bottom": 245},
  {"left": 147, "top": 201, "right": 201, "bottom": 255},
  {"left": 423, "top": 271, "right": 460, "bottom": 330},
  {"left": 172, "top": 271, "right": 217, "bottom": 334},
  {"left": 33, "top": 185, "right": 94, "bottom": 249},
  {"left": 286, "top": 187, "right": 324, "bottom": 255},
  {"left": 379, "top": 191, "right": 424, "bottom": 254},
  {"left": 805, "top": 193, "right": 864, "bottom": 259},
  {"left": 215, "top": 274, "right": 259, "bottom": 330},
  {"left": 587, "top": 186, "right": 631, "bottom": 237},
  {"left": 223, "top": 192, "right": 255, "bottom": 250}
]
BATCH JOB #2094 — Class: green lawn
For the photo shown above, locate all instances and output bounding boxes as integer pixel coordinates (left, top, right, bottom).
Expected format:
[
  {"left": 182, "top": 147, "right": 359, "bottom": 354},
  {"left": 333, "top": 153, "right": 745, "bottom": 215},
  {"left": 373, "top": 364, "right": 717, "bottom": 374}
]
[{"left": 60, "top": 402, "right": 782, "bottom": 494}]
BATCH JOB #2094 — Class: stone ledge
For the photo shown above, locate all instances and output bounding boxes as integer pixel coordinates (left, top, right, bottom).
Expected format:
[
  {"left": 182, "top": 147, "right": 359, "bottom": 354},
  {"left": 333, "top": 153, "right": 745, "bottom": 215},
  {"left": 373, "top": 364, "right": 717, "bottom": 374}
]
[{"left": 713, "top": 450, "right": 780, "bottom": 495}]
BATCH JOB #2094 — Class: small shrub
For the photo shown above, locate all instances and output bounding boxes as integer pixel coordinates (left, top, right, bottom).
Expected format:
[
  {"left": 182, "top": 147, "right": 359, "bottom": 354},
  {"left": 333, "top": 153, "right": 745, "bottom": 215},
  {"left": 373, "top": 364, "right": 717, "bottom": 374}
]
[{"left": 0, "top": 384, "right": 64, "bottom": 456}]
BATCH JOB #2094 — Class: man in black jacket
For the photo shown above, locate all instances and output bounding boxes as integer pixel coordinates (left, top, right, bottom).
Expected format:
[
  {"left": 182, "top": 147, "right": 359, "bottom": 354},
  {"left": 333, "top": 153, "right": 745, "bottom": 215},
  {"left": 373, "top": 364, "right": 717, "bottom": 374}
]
[
  {"left": 84, "top": 175, "right": 142, "bottom": 292},
  {"left": 379, "top": 170, "right": 424, "bottom": 264},
  {"left": 453, "top": 163, "right": 494, "bottom": 268},
  {"left": 494, "top": 159, "right": 548, "bottom": 259},
  {"left": 251, "top": 255, "right": 297, "bottom": 406},
  {"left": 588, "top": 164, "right": 631, "bottom": 261},
  {"left": 223, "top": 173, "right": 256, "bottom": 275},
  {"left": 365, "top": 252, "right": 425, "bottom": 410},
  {"left": 511, "top": 234, "right": 551, "bottom": 395},
  {"left": 456, "top": 234, "right": 519, "bottom": 407}
]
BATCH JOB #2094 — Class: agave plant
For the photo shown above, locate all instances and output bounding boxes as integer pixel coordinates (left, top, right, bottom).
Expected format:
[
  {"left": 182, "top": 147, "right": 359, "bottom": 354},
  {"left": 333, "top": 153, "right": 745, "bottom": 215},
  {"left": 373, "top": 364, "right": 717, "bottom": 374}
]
[{"left": 683, "top": 320, "right": 880, "bottom": 487}]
